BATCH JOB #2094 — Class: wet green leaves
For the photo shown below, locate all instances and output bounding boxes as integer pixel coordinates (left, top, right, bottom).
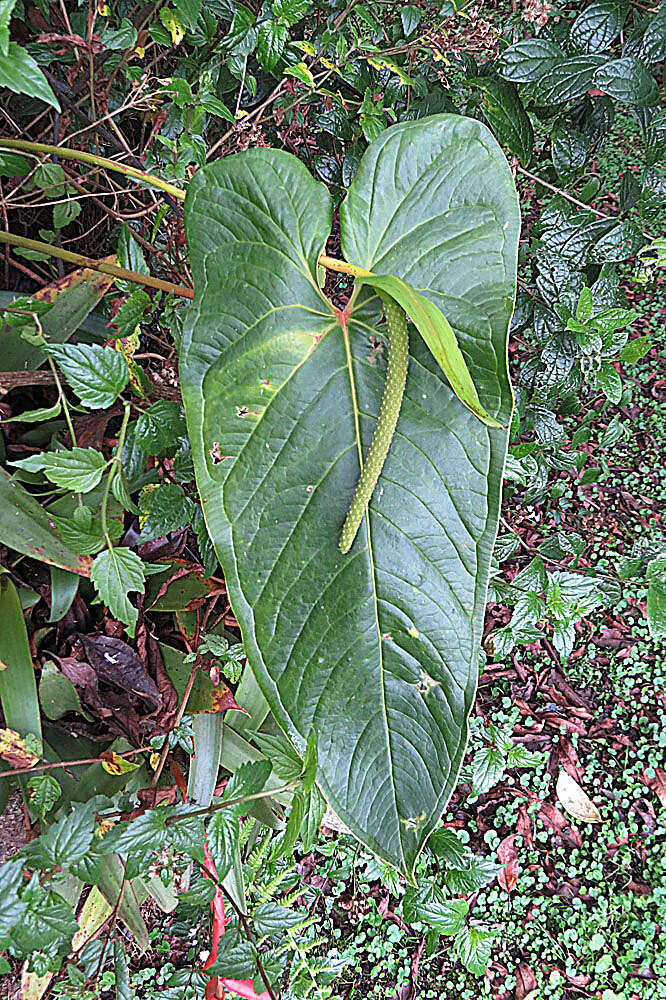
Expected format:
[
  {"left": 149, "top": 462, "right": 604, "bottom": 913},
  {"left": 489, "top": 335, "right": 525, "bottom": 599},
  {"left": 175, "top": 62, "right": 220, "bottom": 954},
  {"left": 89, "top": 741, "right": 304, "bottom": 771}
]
[
  {"left": 90, "top": 547, "right": 146, "bottom": 638},
  {"left": 181, "top": 116, "right": 518, "bottom": 876}
]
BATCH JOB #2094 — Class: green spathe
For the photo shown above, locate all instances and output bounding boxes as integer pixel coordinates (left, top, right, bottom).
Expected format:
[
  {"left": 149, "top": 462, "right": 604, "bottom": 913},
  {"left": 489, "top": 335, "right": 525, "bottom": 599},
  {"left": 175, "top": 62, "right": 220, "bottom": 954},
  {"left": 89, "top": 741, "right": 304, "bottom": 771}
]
[{"left": 180, "top": 115, "right": 519, "bottom": 878}]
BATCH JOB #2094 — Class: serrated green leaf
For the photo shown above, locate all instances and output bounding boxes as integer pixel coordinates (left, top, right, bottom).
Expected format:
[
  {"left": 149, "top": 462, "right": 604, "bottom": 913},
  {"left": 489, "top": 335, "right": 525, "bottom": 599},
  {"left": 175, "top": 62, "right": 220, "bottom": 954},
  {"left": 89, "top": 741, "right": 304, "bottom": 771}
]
[
  {"left": 647, "top": 554, "right": 666, "bottom": 639},
  {"left": 52, "top": 504, "right": 121, "bottom": 556},
  {"left": 207, "top": 808, "right": 238, "bottom": 882},
  {"left": 47, "top": 344, "right": 129, "bottom": 409},
  {"left": 205, "top": 939, "right": 257, "bottom": 979},
  {"left": 27, "top": 773, "right": 61, "bottom": 819},
  {"left": 474, "top": 77, "right": 533, "bottom": 166},
  {"left": 90, "top": 547, "right": 145, "bottom": 636},
  {"left": 593, "top": 56, "right": 659, "bottom": 106},
  {"left": 272, "top": 0, "right": 308, "bottom": 25},
  {"left": 200, "top": 94, "right": 234, "bottom": 121},
  {"left": 99, "top": 809, "right": 169, "bottom": 855},
  {"left": 427, "top": 827, "right": 467, "bottom": 867},
  {"left": 537, "top": 55, "right": 607, "bottom": 104},
  {"left": 413, "top": 895, "right": 468, "bottom": 935},
  {"left": 23, "top": 803, "right": 94, "bottom": 868},
  {"left": 137, "top": 482, "right": 194, "bottom": 542},
  {"left": 498, "top": 37, "right": 564, "bottom": 83},
  {"left": 11, "top": 880, "right": 78, "bottom": 955},
  {"left": 134, "top": 400, "right": 185, "bottom": 454},
  {"left": 12, "top": 448, "right": 107, "bottom": 493},
  {"left": 253, "top": 902, "right": 304, "bottom": 936},
  {"left": 596, "top": 360, "right": 623, "bottom": 403},
  {"left": 257, "top": 20, "right": 287, "bottom": 71},
  {"left": 224, "top": 760, "right": 272, "bottom": 805},
  {"left": 111, "top": 290, "right": 151, "bottom": 339},
  {"left": 455, "top": 924, "right": 496, "bottom": 976},
  {"left": 570, "top": 1, "right": 627, "bottom": 54},
  {"left": 446, "top": 855, "right": 502, "bottom": 894},
  {"left": 180, "top": 116, "right": 518, "bottom": 878},
  {"left": 251, "top": 731, "right": 302, "bottom": 780},
  {"left": 552, "top": 128, "right": 588, "bottom": 183},
  {"left": 471, "top": 746, "right": 505, "bottom": 794},
  {"left": 0, "top": 857, "right": 25, "bottom": 946}
]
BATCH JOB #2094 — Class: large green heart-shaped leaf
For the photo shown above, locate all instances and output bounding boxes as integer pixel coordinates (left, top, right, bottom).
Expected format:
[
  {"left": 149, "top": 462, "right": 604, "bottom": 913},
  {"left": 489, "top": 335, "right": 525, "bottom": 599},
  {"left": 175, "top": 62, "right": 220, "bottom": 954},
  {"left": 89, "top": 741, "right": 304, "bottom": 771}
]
[{"left": 180, "top": 115, "right": 519, "bottom": 878}]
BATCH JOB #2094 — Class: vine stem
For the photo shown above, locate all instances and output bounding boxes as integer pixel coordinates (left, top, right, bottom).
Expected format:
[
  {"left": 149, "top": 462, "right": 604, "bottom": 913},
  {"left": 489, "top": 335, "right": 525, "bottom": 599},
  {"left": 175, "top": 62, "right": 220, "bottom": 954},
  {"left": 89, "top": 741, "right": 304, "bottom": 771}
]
[
  {"left": 515, "top": 164, "right": 613, "bottom": 220},
  {"left": 0, "top": 138, "right": 186, "bottom": 202},
  {"left": 100, "top": 400, "right": 131, "bottom": 547},
  {"left": 164, "top": 780, "right": 298, "bottom": 823},
  {"left": 0, "top": 745, "right": 152, "bottom": 779},
  {"left": 0, "top": 232, "right": 358, "bottom": 301},
  {"left": 0, "top": 230, "right": 195, "bottom": 299}
]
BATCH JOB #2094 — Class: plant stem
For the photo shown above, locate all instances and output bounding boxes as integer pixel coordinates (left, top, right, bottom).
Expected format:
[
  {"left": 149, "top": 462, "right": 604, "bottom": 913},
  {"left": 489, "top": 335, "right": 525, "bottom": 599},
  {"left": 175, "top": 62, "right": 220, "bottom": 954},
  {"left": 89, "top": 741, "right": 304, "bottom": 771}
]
[
  {"left": 100, "top": 400, "right": 131, "bottom": 547},
  {"left": 165, "top": 780, "right": 298, "bottom": 823},
  {"left": 1, "top": 226, "right": 365, "bottom": 301},
  {"left": 515, "top": 164, "right": 613, "bottom": 220},
  {"left": 0, "top": 138, "right": 186, "bottom": 202},
  {"left": 0, "top": 745, "right": 151, "bottom": 780},
  {"left": 0, "top": 230, "right": 194, "bottom": 299}
]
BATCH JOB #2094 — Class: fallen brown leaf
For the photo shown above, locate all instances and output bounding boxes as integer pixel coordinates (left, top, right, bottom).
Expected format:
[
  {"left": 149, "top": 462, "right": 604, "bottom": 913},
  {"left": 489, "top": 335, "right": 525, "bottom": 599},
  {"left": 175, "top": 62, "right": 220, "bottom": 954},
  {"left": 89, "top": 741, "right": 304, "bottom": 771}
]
[{"left": 556, "top": 769, "right": 602, "bottom": 824}]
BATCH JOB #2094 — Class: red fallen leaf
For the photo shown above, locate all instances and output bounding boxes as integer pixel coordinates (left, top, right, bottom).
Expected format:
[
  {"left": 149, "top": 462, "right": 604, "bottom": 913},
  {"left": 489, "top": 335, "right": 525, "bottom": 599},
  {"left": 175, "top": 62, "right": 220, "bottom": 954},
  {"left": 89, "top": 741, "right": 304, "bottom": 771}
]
[
  {"left": 538, "top": 802, "right": 583, "bottom": 848},
  {"left": 170, "top": 759, "right": 188, "bottom": 800},
  {"left": 209, "top": 683, "right": 247, "bottom": 714},
  {"left": 558, "top": 737, "right": 584, "bottom": 784},
  {"left": 563, "top": 971, "right": 591, "bottom": 987},
  {"left": 497, "top": 834, "right": 519, "bottom": 893},
  {"left": 517, "top": 805, "right": 534, "bottom": 849},
  {"left": 515, "top": 961, "right": 537, "bottom": 1000},
  {"left": 642, "top": 767, "right": 666, "bottom": 808}
]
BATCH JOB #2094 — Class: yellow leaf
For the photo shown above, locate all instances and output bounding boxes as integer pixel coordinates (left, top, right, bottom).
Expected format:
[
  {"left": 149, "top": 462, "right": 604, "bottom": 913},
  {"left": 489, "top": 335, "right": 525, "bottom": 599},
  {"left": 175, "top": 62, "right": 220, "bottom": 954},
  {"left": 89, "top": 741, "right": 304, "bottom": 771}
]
[
  {"left": 164, "top": 13, "right": 183, "bottom": 46},
  {"left": 101, "top": 750, "right": 140, "bottom": 775},
  {"left": 0, "top": 727, "right": 41, "bottom": 768},
  {"left": 294, "top": 40, "right": 316, "bottom": 57},
  {"left": 556, "top": 769, "right": 603, "bottom": 824}
]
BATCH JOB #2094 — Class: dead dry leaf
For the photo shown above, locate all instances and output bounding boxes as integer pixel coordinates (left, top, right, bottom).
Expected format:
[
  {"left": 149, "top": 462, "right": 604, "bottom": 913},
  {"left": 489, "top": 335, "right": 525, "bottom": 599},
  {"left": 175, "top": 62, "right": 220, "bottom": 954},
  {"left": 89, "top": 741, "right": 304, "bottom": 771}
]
[
  {"left": 556, "top": 769, "right": 602, "bottom": 824},
  {"left": 643, "top": 766, "right": 666, "bottom": 809},
  {"left": 497, "top": 834, "right": 519, "bottom": 893}
]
